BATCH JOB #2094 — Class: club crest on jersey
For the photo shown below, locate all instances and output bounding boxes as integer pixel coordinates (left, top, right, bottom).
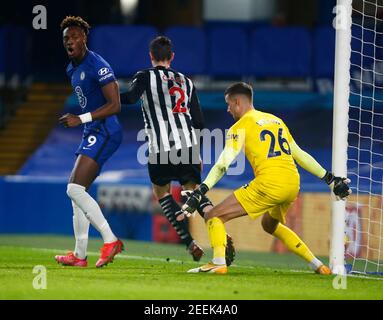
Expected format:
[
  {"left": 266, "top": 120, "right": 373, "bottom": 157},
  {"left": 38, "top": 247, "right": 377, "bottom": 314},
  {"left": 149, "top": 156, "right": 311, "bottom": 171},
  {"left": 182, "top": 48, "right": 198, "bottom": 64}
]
[
  {"left": 80, "top": 71, "right": 85, "bottom": 80},
  {"left": 98, "top": 67, "right": 110, "bottom": 76}
]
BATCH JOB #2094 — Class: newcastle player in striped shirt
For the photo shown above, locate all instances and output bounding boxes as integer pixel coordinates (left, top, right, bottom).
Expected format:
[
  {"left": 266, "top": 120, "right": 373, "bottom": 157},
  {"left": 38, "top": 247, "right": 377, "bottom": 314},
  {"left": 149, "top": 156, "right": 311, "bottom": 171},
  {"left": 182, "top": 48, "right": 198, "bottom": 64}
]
[{"left": 120, "top": 36, "right": 234, "bottom": 263}]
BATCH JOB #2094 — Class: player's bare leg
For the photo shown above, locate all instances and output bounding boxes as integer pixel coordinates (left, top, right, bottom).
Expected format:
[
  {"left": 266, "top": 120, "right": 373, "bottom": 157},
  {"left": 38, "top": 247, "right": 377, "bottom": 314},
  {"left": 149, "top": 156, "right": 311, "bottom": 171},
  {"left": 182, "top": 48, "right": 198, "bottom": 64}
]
[
  {"left": 64, "top": 155, "right": 123, "bottom": 268},
  {"left": 262, "top": 212, "right": 331, "bottom": 275},
  {"left": 69, "top": 154, "right": 99, "bottom": 188},
  {"left": 188, "top": 194, "right": 246, "bottom": 274},
  {"left": 153, "top": 183, "right": 204, "bottom": 261}
]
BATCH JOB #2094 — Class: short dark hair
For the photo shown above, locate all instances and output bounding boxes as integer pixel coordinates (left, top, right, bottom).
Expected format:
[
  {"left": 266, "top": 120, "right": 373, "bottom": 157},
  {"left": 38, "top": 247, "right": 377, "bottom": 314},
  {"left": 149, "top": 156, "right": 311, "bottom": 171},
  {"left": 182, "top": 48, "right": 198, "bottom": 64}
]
[
  {"left": 224, "top": 82, "right": 253, "bottom": 102},
  {"left": 60, "top": 16, "right": 90, "bottom": 35},
  {"left": 149, "top": 36, "right": 172, "bottom": 62}
]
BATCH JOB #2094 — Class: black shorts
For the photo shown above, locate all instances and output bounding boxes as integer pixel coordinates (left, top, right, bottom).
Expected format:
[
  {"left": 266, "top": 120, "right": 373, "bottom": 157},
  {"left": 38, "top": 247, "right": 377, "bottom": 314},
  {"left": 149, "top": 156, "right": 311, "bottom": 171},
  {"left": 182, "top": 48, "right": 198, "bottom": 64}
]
[{"left": 147, "top": 147, "right": 202, "bottom": 186}]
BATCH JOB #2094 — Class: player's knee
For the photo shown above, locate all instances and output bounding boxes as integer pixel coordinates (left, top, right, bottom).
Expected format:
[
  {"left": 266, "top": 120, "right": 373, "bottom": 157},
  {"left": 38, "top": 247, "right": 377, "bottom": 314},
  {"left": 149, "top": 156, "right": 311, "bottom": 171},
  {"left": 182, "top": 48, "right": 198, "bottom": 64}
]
[
  {"left": 206, "top": 209, "right": 228, "bottom": 223},
  {"left": 66, "top": 183, "right": 86, "bottom": 201},
  {"left": 206, "top": 209, "right": 217, "bottom": 221},
  {"left": 262, "top": 215, "right": 278, "bottom": 234}
]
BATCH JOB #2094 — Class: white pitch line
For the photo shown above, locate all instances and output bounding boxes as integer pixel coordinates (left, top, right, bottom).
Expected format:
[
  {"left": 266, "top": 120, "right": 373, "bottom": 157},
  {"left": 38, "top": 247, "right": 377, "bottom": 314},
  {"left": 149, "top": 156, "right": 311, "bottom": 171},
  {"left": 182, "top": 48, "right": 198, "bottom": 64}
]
[
  {"left": 347, "top": 274, "right": 383, "bottom": 281},
  {"left": 25, "top": 247, "right": 383, "bottom": 281}
]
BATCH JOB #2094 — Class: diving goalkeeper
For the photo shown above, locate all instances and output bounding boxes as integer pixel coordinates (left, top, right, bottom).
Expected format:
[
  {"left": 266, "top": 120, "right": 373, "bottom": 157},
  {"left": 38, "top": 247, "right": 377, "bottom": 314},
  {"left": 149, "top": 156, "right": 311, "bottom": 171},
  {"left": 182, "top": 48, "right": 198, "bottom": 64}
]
[{"left": 180, "top": 82, "right": 351, "bottom": 274}]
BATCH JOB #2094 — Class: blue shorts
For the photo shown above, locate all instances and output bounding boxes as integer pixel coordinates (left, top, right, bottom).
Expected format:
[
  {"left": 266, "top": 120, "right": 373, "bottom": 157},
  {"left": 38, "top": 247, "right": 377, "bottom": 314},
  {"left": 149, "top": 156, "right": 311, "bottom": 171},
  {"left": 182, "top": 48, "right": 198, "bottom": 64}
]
[{"left": 75, "top": 130, "right": 122, "bottom": 168}]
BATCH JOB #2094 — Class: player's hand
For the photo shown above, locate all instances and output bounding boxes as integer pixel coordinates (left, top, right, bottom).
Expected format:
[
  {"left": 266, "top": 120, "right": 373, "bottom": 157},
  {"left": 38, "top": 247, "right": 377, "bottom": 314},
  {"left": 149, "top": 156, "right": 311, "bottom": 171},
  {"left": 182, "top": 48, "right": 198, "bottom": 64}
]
[
  {"left": 176, "top": 190, "right": 195, "bottom": 221},
  {"left": 181, "top": 189, "right": 203, "bottom": 217},
  {"left": 59, "top": 113, "right": 82, "bottom": 128},
  {"left": 322, "top": 171, "right": 352, "bottom": 200},
  {"left": 180, "top": 183, "right": 209, "bottom": 219}
]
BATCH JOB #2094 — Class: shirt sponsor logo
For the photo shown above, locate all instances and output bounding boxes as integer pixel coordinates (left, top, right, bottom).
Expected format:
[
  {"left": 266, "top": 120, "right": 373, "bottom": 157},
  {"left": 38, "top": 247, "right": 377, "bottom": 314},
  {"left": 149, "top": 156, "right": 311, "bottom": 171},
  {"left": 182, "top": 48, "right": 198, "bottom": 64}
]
[
  {"left": 99, "top": 73, "right": 113, "bottom": 82},
  {"left": 75, "top": 86, "right": 87, "bottom": 109},
  {"left": 98, "top": 67, "right": 110, "bottom": 76}
]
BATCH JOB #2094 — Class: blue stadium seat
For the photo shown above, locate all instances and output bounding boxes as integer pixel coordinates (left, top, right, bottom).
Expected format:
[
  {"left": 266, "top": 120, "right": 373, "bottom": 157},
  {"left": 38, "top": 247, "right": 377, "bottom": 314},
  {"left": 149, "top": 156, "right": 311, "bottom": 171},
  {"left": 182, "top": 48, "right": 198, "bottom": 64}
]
[
  {"left": 89, "top": 25, "right": 158, "bottom": 77},
  {"left": 207, "top": 27, "right": 248, "bottom": 77},
  {"left": 0, "top": 28, "right": 5, "bottom": 76},
  {"left": 0, "top": 26, "right": 29, "bottom": 81},
  {"left": 313, "top": 27, "right": 335, "bottom": 78},
  {"left": 164, "top": 27, "right": 207, "bottom": 75},
  {"left": 249, "top": 27, "right": 312, "bottom": 77}
]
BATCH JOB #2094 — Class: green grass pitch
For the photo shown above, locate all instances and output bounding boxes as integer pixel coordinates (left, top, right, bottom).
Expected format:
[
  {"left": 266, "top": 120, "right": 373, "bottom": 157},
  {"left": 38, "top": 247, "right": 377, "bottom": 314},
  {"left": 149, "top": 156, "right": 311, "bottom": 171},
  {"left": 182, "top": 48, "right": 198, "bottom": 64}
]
[{"left": 0, "top": 235, "right": 382, "bottom": 300}]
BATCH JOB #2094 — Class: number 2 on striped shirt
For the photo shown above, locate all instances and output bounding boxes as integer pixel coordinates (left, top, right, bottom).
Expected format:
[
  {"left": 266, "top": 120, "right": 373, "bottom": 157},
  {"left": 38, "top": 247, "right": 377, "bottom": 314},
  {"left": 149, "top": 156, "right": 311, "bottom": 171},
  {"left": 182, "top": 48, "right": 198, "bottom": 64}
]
[{"left": 169, "top": 86, "right": 187, "bottom": 113}]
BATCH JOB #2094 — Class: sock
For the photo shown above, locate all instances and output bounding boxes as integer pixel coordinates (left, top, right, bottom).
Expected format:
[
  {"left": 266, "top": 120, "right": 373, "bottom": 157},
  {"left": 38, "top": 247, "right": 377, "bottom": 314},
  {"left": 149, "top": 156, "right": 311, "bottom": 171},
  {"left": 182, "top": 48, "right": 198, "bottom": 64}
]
[
  {"left": 309, "top": 257, "right": 324, "bottom": 271},
  {"left": 272, "top": 223, "right": 321, "bottom": 268},
  {"left": 67, "top": 183, "right": 117, "bottom": 244},
  {"left": 159, "top": 195, "right": 193, "bottom": 247},
  {"left": 207, "top": 217, "right": 227, "bottom": 265},
  {"left": 72, "top": 201, "right": 90, "bottom": 260}
]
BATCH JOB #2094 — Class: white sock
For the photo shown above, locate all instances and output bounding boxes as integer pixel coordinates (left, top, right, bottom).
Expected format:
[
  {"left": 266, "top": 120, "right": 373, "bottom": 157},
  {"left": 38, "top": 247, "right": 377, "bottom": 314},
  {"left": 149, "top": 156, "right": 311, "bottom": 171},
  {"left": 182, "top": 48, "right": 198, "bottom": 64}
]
[
  {"left": 212, "top": 257, "right": 226, "bottom": 265},
  {"left": 67, "top": 183, "right": 117, "bottom": 244},
  {"left": 72, "top": 201, "right": 90, "bottom": 259},
  {"left": 309, "top": 257, "right": 323, "bottom": 270}
]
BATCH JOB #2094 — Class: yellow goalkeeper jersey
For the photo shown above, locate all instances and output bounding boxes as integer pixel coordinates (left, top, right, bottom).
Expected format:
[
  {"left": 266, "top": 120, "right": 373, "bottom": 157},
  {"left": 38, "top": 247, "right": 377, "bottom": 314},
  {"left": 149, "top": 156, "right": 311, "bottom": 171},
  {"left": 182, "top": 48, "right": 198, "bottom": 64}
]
[{"left": 226, "top": 109, "right": 299, "bottom": 180}]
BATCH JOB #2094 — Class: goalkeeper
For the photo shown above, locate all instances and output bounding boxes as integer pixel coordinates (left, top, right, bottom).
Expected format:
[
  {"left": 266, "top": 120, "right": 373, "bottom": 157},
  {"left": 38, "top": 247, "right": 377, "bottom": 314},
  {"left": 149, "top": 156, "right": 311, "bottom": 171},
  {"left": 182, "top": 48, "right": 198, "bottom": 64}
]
[{"left": 180, "top": 82, "right": 351, "bottom": 274}]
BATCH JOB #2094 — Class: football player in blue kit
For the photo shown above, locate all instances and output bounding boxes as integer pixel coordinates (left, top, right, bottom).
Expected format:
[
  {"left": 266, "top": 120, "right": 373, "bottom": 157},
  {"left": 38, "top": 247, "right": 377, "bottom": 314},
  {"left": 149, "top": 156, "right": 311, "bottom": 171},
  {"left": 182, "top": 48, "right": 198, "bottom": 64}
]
[{"left": 55, "top": 16, "right": 123, "bottom": 268}]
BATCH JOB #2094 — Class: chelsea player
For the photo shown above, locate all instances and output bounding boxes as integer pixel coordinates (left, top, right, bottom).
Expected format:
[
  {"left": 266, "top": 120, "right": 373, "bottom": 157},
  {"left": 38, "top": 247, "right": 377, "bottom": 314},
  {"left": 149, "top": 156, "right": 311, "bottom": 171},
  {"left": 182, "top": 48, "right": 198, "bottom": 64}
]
[{"left": 55, "top": 16, "right": 123, "bottom": 268}]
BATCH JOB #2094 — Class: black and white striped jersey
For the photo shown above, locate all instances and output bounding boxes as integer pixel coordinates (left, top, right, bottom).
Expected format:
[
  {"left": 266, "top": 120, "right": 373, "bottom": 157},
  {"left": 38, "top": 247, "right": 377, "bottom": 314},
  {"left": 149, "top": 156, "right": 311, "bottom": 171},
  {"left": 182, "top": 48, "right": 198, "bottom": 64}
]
[{"left": 120, "top": 66, "right": 205, "bottom": 154}]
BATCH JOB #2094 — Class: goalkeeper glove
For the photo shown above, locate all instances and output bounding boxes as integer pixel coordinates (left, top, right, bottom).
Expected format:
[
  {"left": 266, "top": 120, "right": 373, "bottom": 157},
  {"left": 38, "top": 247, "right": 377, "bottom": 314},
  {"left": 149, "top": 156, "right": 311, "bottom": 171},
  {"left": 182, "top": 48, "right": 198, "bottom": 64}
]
[
  {"left": 175, "top": 190, "right": 193, "bottom": 221},
  {"left": 321, "top": 171, "right": 351, "bottom": 200},
  {"left": 180, "top": 183, "right": 209, "bottom": 218}
]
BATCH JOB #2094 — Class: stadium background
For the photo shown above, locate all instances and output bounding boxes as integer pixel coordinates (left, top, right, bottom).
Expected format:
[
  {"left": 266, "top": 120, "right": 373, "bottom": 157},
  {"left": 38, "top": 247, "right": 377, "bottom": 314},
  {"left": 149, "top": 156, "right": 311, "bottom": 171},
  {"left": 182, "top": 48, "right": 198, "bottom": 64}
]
[{"left": 0, "top": 0, "right": 370, "bottom": 259}]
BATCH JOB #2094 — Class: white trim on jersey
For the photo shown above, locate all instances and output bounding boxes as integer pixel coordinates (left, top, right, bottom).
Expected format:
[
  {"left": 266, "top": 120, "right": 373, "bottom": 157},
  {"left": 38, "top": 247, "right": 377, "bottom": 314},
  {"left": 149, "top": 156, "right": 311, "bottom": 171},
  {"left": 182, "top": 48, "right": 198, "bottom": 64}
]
[
  {"left": 149, "top": 70, "right": 171, "bottom": 152},
  {"left": 158, "top": 70, "right": 182, "bottom": 150}
]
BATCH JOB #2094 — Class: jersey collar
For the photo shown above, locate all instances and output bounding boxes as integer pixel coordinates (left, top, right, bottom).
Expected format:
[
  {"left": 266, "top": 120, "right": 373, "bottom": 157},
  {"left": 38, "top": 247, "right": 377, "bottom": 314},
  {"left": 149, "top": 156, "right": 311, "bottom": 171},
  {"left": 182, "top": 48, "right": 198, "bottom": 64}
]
[{"left": 71, "top": 50, "right": 90, "bottom": 68}]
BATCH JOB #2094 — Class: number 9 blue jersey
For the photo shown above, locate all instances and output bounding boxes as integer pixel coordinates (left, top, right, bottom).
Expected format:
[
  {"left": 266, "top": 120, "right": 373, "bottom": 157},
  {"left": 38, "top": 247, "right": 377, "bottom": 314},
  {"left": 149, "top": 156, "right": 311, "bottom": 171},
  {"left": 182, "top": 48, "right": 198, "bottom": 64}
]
[{"left": 66, "top": 50, "right": 122, "bottom": 137}]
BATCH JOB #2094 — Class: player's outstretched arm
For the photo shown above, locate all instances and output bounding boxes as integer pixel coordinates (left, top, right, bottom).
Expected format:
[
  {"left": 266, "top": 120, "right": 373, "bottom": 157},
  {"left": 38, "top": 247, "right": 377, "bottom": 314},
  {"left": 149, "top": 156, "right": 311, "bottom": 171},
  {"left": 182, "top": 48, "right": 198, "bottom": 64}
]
[
  {"left": 290, "top": 140, "right": 326, "bottom": 178},
  {"left": 59, "top": 81, "right": 120, "bottom": 128},
  {"left": 120, "top": 71, "right": 146, "bottom": 105},
  {"left": 290, "top": 140, "right": 351, "bottom": 200}
]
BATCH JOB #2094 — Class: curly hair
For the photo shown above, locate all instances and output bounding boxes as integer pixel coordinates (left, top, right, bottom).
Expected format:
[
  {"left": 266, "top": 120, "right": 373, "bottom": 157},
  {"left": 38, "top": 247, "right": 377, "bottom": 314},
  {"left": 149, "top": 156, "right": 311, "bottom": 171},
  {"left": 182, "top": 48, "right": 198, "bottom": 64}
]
[{"left": 60, "top": 16, "right": 90, "bottom": 35}]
